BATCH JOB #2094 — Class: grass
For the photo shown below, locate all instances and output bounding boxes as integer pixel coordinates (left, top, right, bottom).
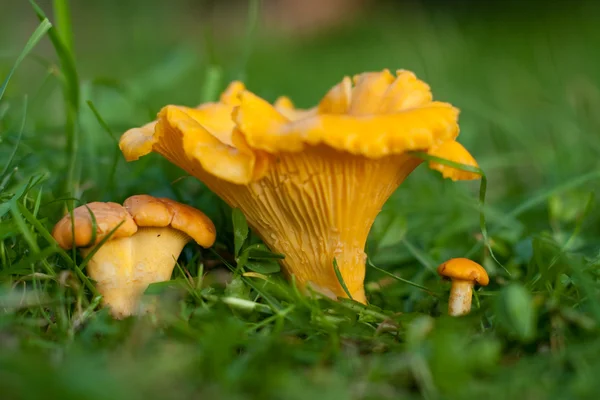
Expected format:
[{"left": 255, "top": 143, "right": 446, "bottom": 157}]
[{"left": 2, "top": 1, "right": 600, "bottom": 399}]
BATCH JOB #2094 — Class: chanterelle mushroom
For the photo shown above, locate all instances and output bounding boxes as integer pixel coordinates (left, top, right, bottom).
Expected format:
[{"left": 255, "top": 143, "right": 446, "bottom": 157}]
[
  {"left": 52, "top": 195, "right": 216, "bottom": 318},
  {"left": 119, "top": 69, "right": 480, "bottom": 304},
  {"left": 437, "top": 258, "right": 489, "bottom": 316}
]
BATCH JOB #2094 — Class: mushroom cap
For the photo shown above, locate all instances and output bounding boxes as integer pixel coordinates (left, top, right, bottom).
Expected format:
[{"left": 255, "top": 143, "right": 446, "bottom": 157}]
[
  {"left": 437, "top": 258, "right": 489, "bottom": 286},
  {"left": 52, "top": 202, "right": 138, "bottom": 250},
  {"left": 231, "top": 70, "right": 458, "bottom": 157},
  {"left": 119, "top": 69, "right": 480, "bottom": 185},
  {"left": 123, "top": 195, "right": 216, "bottom": 248},
  {"left": 428, "top": 141, "right": 480, "bottom": 181}
]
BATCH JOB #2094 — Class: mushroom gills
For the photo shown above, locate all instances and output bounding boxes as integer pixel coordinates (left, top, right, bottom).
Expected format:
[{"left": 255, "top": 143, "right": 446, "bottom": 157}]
[{"left": 197, "top": 147, "right": 422, "bottom": 303}]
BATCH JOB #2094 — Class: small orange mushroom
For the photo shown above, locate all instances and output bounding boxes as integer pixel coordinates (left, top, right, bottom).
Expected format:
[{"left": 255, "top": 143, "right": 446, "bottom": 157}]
[
  {"left": 437, "top": 258, "right": 489, "bottom": 316},
  {"left": 119, "top": 70, "right": 480, "bottom": 303},
  {"left": 52, "top": 195, "right": 216, "bottom": 318}
]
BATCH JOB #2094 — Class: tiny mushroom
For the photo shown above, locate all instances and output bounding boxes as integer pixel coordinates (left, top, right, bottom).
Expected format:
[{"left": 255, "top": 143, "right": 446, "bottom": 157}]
[
  {"left": 437, "top": 258, "right": 489, "bottom": 316},
  {"left": 119, "top": 70, "right": 481, "bottom": 303},
  {"left": 52, "top": 195, "right": 216, "bottom": 318}
]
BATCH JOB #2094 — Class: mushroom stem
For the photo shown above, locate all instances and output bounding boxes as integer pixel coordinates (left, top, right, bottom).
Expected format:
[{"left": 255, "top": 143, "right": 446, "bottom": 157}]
[
  {"left": 448, "top": 279, "right": 474, "bottom": 316},
  {"left": 189, "top": 147, "right": 421, "bottom": 304},
  {"left": 81, "top": 227, "right": 190, "bottom": 318}
]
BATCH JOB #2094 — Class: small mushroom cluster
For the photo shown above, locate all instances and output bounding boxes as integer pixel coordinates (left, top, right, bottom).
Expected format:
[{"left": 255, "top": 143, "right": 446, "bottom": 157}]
[{"left": 52, "top": 195, "right": 215, "bottom": 318}]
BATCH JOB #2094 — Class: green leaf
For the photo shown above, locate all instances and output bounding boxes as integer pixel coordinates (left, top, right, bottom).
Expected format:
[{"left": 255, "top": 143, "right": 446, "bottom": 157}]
[
  {"left": 145, "top": 279, "right": 185, "bottom": 295},
  {"left": 236, "top": 251, "right": 249, "bottom": 270},
  {"left": 0, "top": 220, "right": 19, "bottom": 241},
  {"left": 0, "top": 19, "right": 51, "bottom": 102},
  {"left": 245, "top": 260, "right": 281, "bottom": 274},
  {"left": 232, "top": 208, "right": 248, "bottom": 257},
  {"left": 495, "top": 283, "right": 537, "bottom": 342},
  {"left": 243, "top": 243, "right": 285, "bottom": 260},
  {"left": 225, "top": 276, "right": 250, "bottom": 298}
]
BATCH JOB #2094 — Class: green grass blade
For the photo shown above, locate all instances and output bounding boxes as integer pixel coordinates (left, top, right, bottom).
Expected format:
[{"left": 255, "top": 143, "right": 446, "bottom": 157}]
[
  {"left": 33, "top": 186, "right": 43, "bottom": 217},
  {"left": 0, "top": 19, "right": 51, "bottom": 102},
  {"left": 367, "top": 258, "right": 439, "bottom": 296},
  {"left": 210, "top": 248, "right": 286, "bottom": 314},
  {"left": 548, "top": 192, "right": 594, "bottom": 270},
  {"left": 77, "top": 220, "right": 124, "bottom": 272},
  {"left": 509, "top": 170, "right": 600, "bottom": 220},
  {"left": 465, "top": 169, "right": 600, "bottom": 259},
  {"left": 401, "top": 238, "right": 437, "bottom": 272},
  {"left": 85, "top": 100, "right": 120, "bottom": 195},
  {"left": 1, "top": 96, "right": 27, "bottom": 177},
  {"left": 16, "top": 202, "right": 99, "bottom": 296},
  {"left": 200, "top": 65, "right": 223, "bottom": 103},
  {"left": 232, "top": 208, "right": 249, "bottom": 257},
  {"left": 335, "top": 298, "right": 392, "bottom": 321},
  {"left": 1, "top": 246, "right": 58, "bottom": 276},
  {"left": 29, "top": 1, "right": 79, "bottom": 108},
  {"left": 412, "top": 152, "right": 507, "bottom": 273},
  {"left": 52, "top": 0, "right": 74, "bottom": 54},
  {"left": 10, "top": 202, "right": 40, "bottom": 253},
  {"left": 333, "top": 258, "right": 353, "bottom": 300},
  {"left": 30, "top": 0, "right": 80, "bottom": 198},
  {"left": 86, "top": 100, "right": 116, "bottom": 142},
  {"left": 235, "top": 0, "right": 261, "bottom": 79},
  {"left": 16, "top": 202, "right": 74, "bottom": 267}
]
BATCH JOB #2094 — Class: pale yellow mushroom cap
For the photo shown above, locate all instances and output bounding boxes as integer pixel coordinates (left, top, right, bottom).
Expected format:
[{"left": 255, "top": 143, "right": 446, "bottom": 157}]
[{"left": 437, "top": 258, "right": 490, "bottom": 286}]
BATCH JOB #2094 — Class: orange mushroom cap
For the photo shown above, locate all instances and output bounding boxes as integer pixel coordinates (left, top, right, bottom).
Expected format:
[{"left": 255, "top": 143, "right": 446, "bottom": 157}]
[
  {"left": 119, "top": 70, "right": 481, "bottom": 184},
  {"left": 53, "top": 196, "right": 216, "bottom": 250},
  {"left": 52, "top": 202, "right": 138, "bottom": 249},
  {"left": 437, "top": 258, "right": 489, "bottom": 286},
  {"left": 124, "top": 195, "right": 216, "bottom": 248},
  {"left": 428, "top": 141, "right": 480, "bottom": 181}
]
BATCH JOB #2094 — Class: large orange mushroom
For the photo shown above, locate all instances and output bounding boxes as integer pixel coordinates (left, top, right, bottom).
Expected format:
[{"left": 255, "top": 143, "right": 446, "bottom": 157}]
[{"left": 119, "top": 70, "right": 480, "bottom": 304}]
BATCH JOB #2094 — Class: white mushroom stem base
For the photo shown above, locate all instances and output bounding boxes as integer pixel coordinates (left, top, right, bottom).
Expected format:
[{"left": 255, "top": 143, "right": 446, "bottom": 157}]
[
  {"left": 448, "top": 280, "right": 474, "bottom": 316},
  {"left": 80, "top": 227, "right": 190, "bottom": 319}
]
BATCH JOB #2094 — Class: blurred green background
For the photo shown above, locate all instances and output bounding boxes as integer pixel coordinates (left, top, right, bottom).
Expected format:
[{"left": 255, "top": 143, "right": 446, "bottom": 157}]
[{"left": 2, "top": 1, "right": 600, "bottom": 399}]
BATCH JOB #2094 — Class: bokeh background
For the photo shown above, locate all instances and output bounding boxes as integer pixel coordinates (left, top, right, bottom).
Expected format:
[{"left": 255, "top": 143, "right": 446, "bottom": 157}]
[
  {"left": 3, "top": 0, "right": 599, "bottom": 246},
  {"left": 2, "top": 1, "right": 600, "bottom": 398}
]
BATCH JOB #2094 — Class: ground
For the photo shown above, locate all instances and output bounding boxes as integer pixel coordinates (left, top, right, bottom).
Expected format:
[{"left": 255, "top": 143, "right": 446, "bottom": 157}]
[{"left": 1, "top": 1, "right": 600, "bottom": 399}]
